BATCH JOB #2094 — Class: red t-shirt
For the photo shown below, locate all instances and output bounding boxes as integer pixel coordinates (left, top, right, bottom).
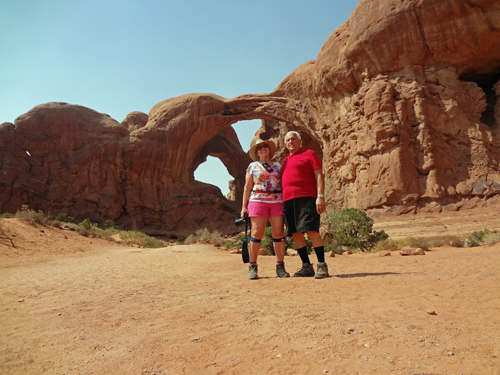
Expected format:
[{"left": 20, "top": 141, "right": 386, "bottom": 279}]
[{"left": 281, "top": 149, "right": 322, "bottom": 201}]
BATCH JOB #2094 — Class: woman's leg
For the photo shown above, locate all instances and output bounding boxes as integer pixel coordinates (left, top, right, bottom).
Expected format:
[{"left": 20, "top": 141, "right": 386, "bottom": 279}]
[
  {"left": 269, "top": 215, "right": 285, "bottom": 262},
  {"left": 249, "top": 217, "right": 267, "bottom": 263}
]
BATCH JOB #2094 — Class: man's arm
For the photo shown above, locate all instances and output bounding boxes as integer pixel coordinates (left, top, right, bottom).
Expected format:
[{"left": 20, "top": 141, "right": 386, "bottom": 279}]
[{"left": 314, "top": 169, "right": 325, "bottom": 214}]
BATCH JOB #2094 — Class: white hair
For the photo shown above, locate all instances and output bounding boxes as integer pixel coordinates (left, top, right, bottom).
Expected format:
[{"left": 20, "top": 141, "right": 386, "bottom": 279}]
[{"left": 285, "top": 131, "right": 301, "bottom": 140}]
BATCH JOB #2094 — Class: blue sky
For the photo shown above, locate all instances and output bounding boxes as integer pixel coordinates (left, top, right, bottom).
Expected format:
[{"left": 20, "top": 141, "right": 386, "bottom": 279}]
[{"left": 0, "top": 0, "right": 358, "bottom": 195}]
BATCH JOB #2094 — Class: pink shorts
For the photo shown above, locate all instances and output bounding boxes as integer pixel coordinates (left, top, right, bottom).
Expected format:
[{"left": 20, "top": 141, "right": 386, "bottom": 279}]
[{"left": 247, "top": 201, "right": 284, "bottom": 218}]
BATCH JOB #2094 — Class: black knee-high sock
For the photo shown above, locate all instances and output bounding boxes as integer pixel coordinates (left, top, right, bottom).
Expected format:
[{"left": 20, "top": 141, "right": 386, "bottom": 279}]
[
  {"left": 314, "top": 246, "right": 325, "bottom": 263},
  {"left": 296, "top": 246, "right": 310, "bottom": 264}
]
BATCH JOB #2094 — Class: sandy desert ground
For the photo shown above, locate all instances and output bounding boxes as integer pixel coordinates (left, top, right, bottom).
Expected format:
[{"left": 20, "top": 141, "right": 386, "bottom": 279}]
[{"left": 1, "top": 206, "right": 499, "bottom": 375}]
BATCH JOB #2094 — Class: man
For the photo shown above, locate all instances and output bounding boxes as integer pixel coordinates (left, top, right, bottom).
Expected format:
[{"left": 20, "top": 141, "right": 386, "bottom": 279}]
[{"left": 281, "top": 131, "right": 329, "bottom": 278}]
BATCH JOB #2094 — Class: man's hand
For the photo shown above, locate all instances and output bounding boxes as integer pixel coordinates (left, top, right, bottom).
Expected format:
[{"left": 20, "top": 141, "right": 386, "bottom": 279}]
[{"left": 316, "top": 196, "right": 326, "bottom": 214}]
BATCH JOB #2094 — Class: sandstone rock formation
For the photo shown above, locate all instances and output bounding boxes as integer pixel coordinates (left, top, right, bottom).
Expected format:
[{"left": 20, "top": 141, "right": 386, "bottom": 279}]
[
  {"left": 263, "top": 0, "right": 500, "bottom": 215},
  {"left": 1, "top": 0, "right": 499, "bottom": 236},
  {"left": 0, "top": 99, "right": 256, "bottom": 236},
  {"left": 121, "top": 111, "right": 148, "bottom": 132}
]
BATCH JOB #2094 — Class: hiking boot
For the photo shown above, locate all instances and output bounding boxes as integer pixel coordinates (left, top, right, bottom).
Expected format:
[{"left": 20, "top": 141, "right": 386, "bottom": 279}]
[
  {"left": 248, "top": 264, "right": 258, "bottom": 280},
  {"left": 315, "top": 262, "right": 329, "bottom": 279},
  {"left": 293, "top": 263, "right": 315, "bottom": 277},
  {"left": 276, "top": 262, "right": 290, "bottom": 278}
]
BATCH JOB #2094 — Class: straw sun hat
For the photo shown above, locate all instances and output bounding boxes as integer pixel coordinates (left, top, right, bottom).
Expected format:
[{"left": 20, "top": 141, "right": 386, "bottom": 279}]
[{"left": 248, "top": 139, "right": 276, "bottom": 161}]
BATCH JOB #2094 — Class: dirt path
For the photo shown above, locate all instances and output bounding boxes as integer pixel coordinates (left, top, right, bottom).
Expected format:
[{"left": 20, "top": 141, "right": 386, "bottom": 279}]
[{"left": 1, "top": 218, "right": 500, "bottom": 374}]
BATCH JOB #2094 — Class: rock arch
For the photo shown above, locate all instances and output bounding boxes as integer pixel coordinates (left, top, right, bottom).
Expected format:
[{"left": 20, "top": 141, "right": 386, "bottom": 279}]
[
  {"left": 1, "top": 0, "right": 500, "bottom": 236},
  {"left": 0, "top": 94, "right": 318, "bottom": 237}
]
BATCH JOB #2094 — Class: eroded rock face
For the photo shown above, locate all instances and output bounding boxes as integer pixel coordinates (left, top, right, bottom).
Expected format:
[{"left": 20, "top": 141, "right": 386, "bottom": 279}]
[
  {"left": 121, "top": 111, "right": 148, "bottom": 132},
  {"left": 1, "top": 0, "right": 499, "bottom": 236},
  {"left": 0, "top": 99, "right": 254, "bottom": 236},
  {"left": 266, "top": 0, "right": 500, "bottom": 214}
]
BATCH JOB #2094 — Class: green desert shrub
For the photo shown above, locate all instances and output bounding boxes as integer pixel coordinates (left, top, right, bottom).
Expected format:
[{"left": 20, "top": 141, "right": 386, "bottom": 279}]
[
  {"left": 79, "top": 218, "right": 94, "bottom": 231},
  {"left": 466, "top": 229, "right": 500, "bottom": 247},
  {"left": 483, "top": 232, "right": 500, "bottom": 246},
  {"left": 1, "top": 212, "right": 14, "bottom": 218},
  {"left": 104, "top": 219, "right": 115, "bottom": 229},
  {"left": 55, "top": 213, "right": 74, "bottom": 223},
  {"left": 119, "top": 230, "right": 166, "bottom": 248},
  {"left": 373, "top": 238, "right": 400, "bottom": 252},
  {"left": 398, "top": 237, "right": 431, "bottom": 251},
  {"left": 426, "top": 235, "right": 464, "bottom": 248},
  {"left": 260, "top": 226, "right": 275, "bottom": 255},
  {"left": 324, "top": 207, "right": 388, "bottom": 252},
  {"left": 466, "top": 229, "right": 488, "bottom": 247},
  {"left": 15, "top": 205, "right": 50, "bottom": 226},
  {"left": 184, "top": 228, "right": 226, "bottom": 247}
]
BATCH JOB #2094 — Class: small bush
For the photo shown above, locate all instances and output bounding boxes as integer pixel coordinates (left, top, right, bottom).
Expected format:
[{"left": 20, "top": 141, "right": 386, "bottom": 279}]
[
  {"left": 484, "top": 232, "right": 500, "bottom": 246},
  {"left": 184, "top": 228, "right": 225, "bottom": 247},
  {"left": 75, "top": 225, "right": 91, "bottom": 237},
  {"left": 104, "top": 219, "right": 115, "bottom": 229},
  {"left": 373, "top": 238, "right": 400, "bottom": 252},
  {"left": 398, "top": 237, "right": 431, "bottom": 251},
  {"left": 50, "top": 220, "right": 63, "bottom": 228},
  {"left": 466, "top": 229, "right": 499, "bottom": 247},
  {"left": 15, "top": 205, "right": 50, "bottom": 226},
  {"left": 1, "top": 212, "right": 14, "bottom": 218},
  {"left": 323, "top": 233, "right": 343, "bottom": 254},
  {"left": 466, "top": 229, "right": 488, "bottom": 247},
  {"left": 427, "top": 236, "right": 464, "bottom": 248},
  {"left": 176, "top": 234, "right": 188, "bottom": 245},
  {"left": 260, "top": 226, "right": 275, "bottom": 255},
  {"left": 119, "top": 230, "right": 166, "bottom": 248},
  {"left": 324, "top": 208, "right": 388, "bottom": 252},
  {"left": 79, "top": 218, "right": 94, "bottom": 231},
  {"left": 55, "top": 213, "right": 74, "bottom": 223}
]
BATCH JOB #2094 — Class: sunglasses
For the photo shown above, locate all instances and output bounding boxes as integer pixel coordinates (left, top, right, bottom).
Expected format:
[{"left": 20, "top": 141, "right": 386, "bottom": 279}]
[{"left": 256, "top": 144, "right": 269, "bottom": 151}]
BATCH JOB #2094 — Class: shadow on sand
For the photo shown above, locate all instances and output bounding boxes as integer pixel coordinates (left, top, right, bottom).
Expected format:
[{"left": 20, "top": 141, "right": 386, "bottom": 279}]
[{"left": 335, "top": 272, "right": 401, "bottom": 278}]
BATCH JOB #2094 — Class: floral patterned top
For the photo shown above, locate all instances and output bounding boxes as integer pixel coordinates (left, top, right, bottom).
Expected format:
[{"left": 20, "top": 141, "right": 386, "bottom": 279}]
[{"left": 246, "top": 161, "right": 283, "bottom": 203}]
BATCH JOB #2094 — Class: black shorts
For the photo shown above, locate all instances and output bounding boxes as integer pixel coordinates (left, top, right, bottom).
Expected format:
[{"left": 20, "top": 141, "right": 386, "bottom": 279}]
[{"left": 283, "top": 197, "right": 320, "bottom": 236}]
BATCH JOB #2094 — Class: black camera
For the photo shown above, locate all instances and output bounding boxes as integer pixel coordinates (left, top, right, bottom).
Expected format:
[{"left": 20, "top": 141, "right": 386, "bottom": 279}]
[{"left": 235, "top": 213, "right": 250, "bottom": 226}]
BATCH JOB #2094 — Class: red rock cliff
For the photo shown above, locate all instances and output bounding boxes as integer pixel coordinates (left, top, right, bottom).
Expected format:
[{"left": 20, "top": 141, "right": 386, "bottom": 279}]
[{"left": 1, "top": 0, "right": 499, "bottom": 235}]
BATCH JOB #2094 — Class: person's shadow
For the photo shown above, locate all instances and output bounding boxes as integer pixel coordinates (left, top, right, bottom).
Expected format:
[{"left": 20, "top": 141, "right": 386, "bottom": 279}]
[{"left": 334, "top": 272, "right": 401, "bottom": 278}]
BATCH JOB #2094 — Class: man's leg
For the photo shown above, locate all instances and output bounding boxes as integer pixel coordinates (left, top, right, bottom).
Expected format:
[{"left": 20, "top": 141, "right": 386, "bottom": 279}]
[
  {"left": 292, "top": 232, "right": 315, "bottom": 277},
  {"left": 307, "top": 231, "right": 329, "bottom": 278},
  {"left": 307, "top": 231, "right": 325, "bottom": 262},
  {"left": 292, "top": 232, "right": 310, "bottom": 264}
]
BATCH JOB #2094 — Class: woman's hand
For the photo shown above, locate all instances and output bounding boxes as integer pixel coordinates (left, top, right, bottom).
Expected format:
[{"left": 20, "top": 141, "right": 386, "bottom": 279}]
[{"left": 241, "top": 207, "right": 248, "bottom": 218}]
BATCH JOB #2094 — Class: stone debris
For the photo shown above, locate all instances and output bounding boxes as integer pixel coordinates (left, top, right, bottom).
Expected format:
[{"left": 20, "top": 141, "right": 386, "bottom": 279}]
[
  {"left": 400, "top": 248, "right": 414, "bottom": 256},
  {"left": 286, "top": 249, "right": 298, "bottom": 256},
  {"left": 400, "top": 247, "right": 426, "bottom": 256},
  {"left": 343, "top": 251, "right": 353, "bottom": 255}
]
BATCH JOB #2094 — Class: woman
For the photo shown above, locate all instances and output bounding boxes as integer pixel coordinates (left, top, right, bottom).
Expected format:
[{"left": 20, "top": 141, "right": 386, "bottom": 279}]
[{"left": 241, "top": 139, "right": 289, "bottom": 280}]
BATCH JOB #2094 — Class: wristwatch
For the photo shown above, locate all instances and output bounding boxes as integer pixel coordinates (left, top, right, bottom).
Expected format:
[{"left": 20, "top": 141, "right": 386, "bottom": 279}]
[{"left": 317, "top": 194, "right": 324, "bottom": 198}]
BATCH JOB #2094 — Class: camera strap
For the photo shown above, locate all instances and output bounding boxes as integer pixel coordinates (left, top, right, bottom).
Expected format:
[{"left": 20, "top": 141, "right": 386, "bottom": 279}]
[{"left": 242, "top": 217, "right": 250, "bottom": 263}]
